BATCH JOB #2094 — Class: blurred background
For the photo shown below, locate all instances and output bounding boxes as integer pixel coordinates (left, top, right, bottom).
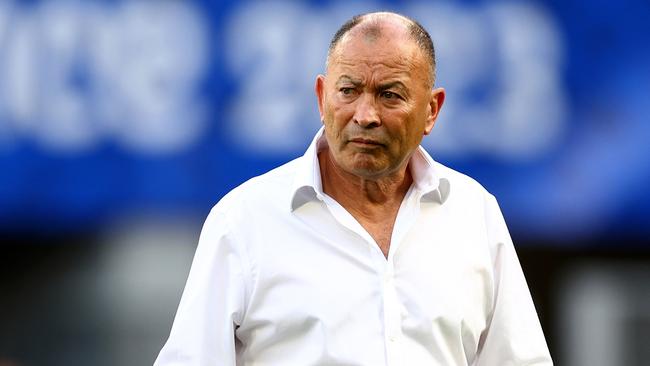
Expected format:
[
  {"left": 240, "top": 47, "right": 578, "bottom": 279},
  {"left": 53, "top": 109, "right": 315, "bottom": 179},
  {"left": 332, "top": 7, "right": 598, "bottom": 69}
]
[{"left": 0, "top": 0, "right": 649, "bottom": 364}]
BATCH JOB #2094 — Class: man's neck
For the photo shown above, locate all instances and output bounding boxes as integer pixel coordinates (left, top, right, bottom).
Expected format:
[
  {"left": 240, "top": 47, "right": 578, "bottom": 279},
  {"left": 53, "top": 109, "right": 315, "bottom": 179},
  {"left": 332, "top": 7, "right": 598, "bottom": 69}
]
[
  {"left": 318, "top": 150, "right": 413, "bottom": 219},
  {"left": 318, "top": 149, "right": 413, "bottom": 257}
]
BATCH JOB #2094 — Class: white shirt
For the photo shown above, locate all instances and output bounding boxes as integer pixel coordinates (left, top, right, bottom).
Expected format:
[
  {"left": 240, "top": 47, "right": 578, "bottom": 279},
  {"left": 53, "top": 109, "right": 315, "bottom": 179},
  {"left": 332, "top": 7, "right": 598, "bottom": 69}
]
[{"left": 155, "top": 128, "right": 552, "bottom": 366}]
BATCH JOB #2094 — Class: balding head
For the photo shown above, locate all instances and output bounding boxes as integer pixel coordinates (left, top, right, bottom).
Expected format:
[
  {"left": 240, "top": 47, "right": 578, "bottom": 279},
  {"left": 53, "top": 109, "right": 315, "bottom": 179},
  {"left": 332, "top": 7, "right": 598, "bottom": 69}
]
[{"left": 326, "top": 12, "right": 436, "bottom": 87}]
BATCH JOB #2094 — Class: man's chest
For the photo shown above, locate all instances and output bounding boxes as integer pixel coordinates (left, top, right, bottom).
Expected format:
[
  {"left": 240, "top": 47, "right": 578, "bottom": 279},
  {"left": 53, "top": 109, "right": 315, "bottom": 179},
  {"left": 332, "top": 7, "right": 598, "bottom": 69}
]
[{"left": 234, "top": 201, "right": 494, "bottom": 365}]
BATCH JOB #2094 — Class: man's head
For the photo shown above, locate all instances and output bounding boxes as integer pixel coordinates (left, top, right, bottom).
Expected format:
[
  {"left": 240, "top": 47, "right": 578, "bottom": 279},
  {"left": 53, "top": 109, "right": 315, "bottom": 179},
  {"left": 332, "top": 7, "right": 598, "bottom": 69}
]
[{"left": 315, "top": 12, "right": 445, "bottom": 180}]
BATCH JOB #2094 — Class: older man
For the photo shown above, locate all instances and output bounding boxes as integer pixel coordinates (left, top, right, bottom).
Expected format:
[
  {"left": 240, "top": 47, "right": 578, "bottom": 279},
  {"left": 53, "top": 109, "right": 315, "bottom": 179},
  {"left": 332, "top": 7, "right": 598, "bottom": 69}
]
[{"left": 155, "top": 11, "right": 552, "bottom": 366}]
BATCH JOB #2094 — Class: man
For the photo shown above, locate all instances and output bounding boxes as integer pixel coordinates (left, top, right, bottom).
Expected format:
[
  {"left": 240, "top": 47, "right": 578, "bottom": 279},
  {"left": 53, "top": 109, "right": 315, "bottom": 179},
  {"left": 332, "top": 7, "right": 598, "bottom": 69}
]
[{"left": 155, "top": 12, "right": 552, "bottom": 365}]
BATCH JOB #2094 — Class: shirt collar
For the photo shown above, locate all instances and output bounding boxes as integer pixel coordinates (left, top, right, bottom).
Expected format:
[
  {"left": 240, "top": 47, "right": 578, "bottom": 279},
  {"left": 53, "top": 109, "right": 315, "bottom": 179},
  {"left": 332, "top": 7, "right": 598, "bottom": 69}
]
[{"left": 290, "top": 127, "right": 449, "bottom": 211}]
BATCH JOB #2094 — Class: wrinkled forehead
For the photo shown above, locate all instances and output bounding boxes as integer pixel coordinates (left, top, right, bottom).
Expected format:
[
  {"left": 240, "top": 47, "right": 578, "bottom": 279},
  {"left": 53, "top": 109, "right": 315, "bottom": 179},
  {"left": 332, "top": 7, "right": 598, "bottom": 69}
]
[
  {"left": 329, "top": 33, "right": 424, "bottom": 77},
  {"left": 333, "top": 49, "right": 417, "bottom": 77}
]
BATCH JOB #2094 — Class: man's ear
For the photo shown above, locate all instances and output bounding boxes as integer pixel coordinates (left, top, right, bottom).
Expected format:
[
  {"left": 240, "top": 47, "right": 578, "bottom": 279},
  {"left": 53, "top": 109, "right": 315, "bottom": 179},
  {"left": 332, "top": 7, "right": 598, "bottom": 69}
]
[
  {"left": 424, "top": 87, "right": 446, "bottom": 135},
  {"left": 315, "top": 75, "right": 326, "bottom": 122}
]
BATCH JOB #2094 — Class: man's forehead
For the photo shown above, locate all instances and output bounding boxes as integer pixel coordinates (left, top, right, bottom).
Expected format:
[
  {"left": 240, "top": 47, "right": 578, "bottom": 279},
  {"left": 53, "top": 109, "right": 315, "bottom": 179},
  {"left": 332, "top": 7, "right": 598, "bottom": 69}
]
[
  {"left": 330, "top": 34, "right": 420, "bottom": 71},
  {"left": 334, "top": 74, "right": 409, "bottom": 85},
  {"left": 332, "top": 53, "right": 416, "bottom": 74}
]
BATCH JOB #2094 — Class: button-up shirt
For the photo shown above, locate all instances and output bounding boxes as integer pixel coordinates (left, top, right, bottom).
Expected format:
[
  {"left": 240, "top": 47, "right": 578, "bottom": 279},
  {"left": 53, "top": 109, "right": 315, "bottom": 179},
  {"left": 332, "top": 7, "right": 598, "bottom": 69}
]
[{"left": 155, "top": 128, "right": 552, "bottom": 365}]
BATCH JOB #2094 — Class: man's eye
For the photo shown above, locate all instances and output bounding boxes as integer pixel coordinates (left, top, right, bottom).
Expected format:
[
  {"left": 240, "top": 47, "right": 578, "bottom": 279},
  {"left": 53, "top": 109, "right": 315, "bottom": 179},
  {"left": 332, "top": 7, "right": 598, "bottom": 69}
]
[
  {"left": 381, "top": 91, "right": 399, "bottom": 99},
  {"left": 340, "top": 88, "right": 354, "bottom": 95}
]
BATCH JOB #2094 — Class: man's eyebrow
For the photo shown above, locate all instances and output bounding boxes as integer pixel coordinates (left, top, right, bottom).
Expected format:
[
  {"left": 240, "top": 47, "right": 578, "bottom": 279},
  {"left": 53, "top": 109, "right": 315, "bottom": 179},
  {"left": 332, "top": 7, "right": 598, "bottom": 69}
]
[
  {"left": 378, "top": 81, "right": 408, "bottom": 91},
  {"left": 336, "top": 75, "right": 362, "bottom": 86}
]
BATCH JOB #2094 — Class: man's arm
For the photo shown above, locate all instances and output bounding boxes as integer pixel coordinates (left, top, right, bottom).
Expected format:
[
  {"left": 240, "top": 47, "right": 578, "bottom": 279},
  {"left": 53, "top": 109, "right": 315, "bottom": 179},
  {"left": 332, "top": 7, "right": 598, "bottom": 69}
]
[
  {"left": 475, "top": 194, "right": 553, "bottom": 366},
  {"left": 154, "top": 208, "right": 247, "bottom": 366}
]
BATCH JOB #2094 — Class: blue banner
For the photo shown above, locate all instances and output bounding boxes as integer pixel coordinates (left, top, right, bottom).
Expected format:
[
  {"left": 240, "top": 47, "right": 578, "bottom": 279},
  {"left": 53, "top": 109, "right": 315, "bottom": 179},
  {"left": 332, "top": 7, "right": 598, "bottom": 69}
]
[{"left": 0, "top": 0, "right": 648, "bottom": 244}]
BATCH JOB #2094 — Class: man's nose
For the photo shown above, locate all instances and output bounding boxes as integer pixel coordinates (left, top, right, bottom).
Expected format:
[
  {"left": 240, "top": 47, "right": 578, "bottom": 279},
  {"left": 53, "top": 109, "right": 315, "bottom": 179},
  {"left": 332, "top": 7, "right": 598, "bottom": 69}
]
[{"left": 353, "top": 93, "right": 380, "bottom": 128}]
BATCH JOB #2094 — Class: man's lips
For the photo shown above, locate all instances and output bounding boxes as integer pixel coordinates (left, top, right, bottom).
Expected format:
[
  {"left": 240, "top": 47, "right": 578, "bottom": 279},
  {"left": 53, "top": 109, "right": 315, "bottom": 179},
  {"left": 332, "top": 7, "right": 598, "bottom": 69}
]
[{"left": 349, "top": 138, "right": 384, "bottom": 146}]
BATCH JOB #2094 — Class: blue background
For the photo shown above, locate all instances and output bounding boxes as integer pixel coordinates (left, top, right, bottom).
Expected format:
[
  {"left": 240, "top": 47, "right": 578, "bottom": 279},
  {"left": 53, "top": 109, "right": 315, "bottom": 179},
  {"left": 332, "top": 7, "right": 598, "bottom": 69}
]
[{"left": 0, "top": 0, "right": 648, "bottom": 245}]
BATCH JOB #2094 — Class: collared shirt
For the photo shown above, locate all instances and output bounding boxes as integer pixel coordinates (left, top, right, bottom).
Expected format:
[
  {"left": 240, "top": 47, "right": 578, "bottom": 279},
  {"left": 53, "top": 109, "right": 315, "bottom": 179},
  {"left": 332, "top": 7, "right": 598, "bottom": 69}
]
[{"left": 155, "top": 128, "right": 552, "bottom": 366}]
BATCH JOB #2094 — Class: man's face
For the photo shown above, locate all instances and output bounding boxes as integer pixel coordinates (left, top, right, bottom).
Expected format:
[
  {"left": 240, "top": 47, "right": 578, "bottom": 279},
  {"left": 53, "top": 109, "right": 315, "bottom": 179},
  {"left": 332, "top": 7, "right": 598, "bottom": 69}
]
[{"left": 316, "top": 24, "right": 445, "bottom": 180}]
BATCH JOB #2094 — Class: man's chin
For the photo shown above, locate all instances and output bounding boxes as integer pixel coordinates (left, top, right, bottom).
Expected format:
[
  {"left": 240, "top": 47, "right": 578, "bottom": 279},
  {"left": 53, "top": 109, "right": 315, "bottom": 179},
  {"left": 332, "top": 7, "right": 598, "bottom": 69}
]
[{"left": 331, "top": 152, "right": 391, "bottom": 179}]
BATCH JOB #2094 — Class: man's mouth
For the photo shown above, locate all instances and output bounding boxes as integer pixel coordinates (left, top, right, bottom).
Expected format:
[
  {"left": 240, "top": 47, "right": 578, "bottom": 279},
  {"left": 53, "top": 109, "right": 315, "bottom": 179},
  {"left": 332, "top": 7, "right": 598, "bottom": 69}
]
[{"left": 349, "top": 138, "right": 383, "bottom": 146}]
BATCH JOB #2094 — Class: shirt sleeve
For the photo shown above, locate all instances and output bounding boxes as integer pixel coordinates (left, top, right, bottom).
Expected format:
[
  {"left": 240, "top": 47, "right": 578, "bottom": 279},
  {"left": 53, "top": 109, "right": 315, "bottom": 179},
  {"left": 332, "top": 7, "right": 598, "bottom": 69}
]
[
  {"left": 474, "top": 194, "right": 553, "bottom": 366},
  {"left": 154, "top": 207, "right": 248, "bottom": 366}
]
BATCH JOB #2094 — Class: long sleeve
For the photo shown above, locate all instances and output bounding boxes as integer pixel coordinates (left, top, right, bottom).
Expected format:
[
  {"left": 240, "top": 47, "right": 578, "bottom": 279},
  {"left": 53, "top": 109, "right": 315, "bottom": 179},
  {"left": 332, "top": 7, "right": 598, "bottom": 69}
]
[
  {"left": 474, "top": 194, "right": 553, "bottom": 366},
  {"left": 154, "top": 207, "right": 248, "bottom": 366}
]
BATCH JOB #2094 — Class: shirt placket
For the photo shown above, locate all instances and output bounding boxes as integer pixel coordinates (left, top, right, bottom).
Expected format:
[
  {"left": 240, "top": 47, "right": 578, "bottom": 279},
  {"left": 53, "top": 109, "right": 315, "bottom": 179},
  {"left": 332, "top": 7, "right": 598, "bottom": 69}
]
[
  {"left": 321, "top": 189, "right": 423, "bottom": 366},
  {"left": 382, "top": 258, "right": 404, "bottom": 365},
  {"left": 382, "top": 187, "right": 421, "bottom": 365}
]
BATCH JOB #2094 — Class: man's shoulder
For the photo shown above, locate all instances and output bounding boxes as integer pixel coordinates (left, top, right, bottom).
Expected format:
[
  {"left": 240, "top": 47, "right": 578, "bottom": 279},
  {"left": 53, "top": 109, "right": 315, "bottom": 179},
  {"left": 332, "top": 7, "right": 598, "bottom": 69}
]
[{"left": 432, "top": 160, "right": 494, "bottom": 201}]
